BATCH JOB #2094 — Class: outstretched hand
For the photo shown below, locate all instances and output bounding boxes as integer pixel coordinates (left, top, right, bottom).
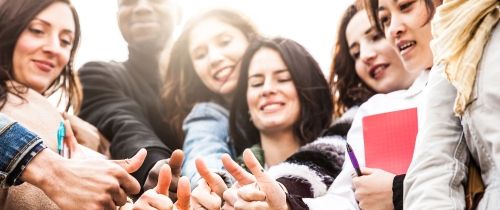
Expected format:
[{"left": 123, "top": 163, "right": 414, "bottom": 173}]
[
  {"left": 191, "top": 158, "right": 227, "bottom": 210},
  {"left": 144, "top": 149, "right": 185, "bottom": 199},
  {"left": 231, "top": 149, "right": 289, "bottom": 210}
]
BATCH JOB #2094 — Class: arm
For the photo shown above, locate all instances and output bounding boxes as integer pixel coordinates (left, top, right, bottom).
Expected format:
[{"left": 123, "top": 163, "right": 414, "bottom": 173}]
[
  {"left": 181, "top": 102, "right": 233, "bottom": 188},
  {"left": 78, "top": 62, "right": 173, "bottom": 186},
  {"left": 404, "top": 66, "right": 467, "bottom": 210}
]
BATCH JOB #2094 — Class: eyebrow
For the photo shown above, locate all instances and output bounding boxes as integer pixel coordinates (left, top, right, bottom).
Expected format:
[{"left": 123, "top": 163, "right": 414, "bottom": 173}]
[
  {"left": 33, "top": 18, "right": 74, "bottom": 34},
  {"left": 190, "top": 31, "right": 230, "bottom": 53}
]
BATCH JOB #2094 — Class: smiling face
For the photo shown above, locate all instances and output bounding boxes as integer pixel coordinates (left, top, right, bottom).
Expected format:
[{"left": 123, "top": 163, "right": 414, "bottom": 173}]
[
  {"left": 246, "top": 47, "right": 300, "bottom": 134},
  {"left": 378, "top": 0, "right": 435, "bottom": 72},
  {"left": 346, "top": 10, "right": 417, "bottom": 93},
  {"left": 12, "top": 2, "right": 75, "bottom": 93},
  {"left": 189, "top": 18, "right": 249, "bottom": 96},
  {"left": 117, "top": 0, "right": 177, "bottom": 52}
]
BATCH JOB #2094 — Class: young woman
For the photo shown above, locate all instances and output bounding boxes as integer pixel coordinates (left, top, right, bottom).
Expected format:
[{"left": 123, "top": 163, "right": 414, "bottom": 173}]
[
  {"left": 160, "top": 8, "right": 259, "bottom": 189},
  {"left": 322, "top": 0, "right": 442, "bottom": 210}
]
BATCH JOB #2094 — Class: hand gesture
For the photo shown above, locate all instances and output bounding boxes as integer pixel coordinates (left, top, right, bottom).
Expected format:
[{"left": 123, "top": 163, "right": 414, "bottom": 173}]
[
  {"left": 144, "top": 150, "right": 184, "bottom": 200},
  {"left": 191, "top": 158, "right": 227, "bottom": 210}
]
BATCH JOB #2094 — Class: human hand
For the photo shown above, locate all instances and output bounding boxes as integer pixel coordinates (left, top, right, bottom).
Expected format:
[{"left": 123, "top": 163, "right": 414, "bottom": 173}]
[
  {"left": 22, "top": 148, "right": 147, "bottom": 210},
  {"left": 352, "top": 167, "right": 395, "bottom": 210},
  {"left": 132, "top": 164, "right": 192, "bottom": 210},
  {"left": 220, "top": 153, "right": 255, "bottom": 210},
  {"left": 231, "top": 149, "right": 289, "bottom": 210},
  {"left": 63, "top": 113, "right": 109, "bottom": 155},
  {"left": 191, "top": 158, "right": 227, "bottom": 210},
  {"left": 144, "top": 150, "right": 184, "bottom": 200}
]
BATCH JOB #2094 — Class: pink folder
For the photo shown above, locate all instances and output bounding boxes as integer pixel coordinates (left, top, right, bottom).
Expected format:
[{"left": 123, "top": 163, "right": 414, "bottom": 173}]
[{"left": 362, "top": 108, "right": 418, "bottom": 174}]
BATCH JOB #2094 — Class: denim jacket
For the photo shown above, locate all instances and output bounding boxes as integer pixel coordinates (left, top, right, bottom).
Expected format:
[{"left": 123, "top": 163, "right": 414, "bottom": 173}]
[
  {"left": 181, "top": 102, "right": 234, "bottom": 188},
  {"left": 0, "top": 113, "right": 46, "bottom": 188}
]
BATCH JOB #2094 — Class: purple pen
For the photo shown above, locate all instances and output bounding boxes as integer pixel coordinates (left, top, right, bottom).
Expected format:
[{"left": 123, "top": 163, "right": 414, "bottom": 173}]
[{"left": 346, "top": 142, "right": 362, "bottom": 176}]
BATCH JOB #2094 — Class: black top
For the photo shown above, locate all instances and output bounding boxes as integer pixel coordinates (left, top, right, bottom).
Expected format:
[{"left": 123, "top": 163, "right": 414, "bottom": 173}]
[{"left": 78, "top": 48, "right": 181, "bottom": 188}]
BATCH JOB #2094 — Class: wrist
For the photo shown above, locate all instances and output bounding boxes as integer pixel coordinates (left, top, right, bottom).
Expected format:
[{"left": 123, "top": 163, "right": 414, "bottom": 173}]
[{"left": 21, "top": 149, "right": 63, "bottom": 189}]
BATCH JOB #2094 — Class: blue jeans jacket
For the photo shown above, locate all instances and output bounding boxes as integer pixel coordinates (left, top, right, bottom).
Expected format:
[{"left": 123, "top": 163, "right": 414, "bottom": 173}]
[
  {"left": 181, "top": 102, "right": 234, "bottom": 188},
  {"left": 0, "top": 113, "right": 45, "bottom": 188}
]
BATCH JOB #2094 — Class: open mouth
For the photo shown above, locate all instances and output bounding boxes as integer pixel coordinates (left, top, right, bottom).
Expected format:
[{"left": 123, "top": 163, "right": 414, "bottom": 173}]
[
  {"left": 213, "top": 66, "right": 233, "bottom": 82},
  {"left": 397, "top": 40, "right": 416, "bottom": 55},
  {"left": 369, "top": 64, "right": 389, "bottom": 79},
  {"left": 260, "top": 102, "right": 285, "bottom": 112}
]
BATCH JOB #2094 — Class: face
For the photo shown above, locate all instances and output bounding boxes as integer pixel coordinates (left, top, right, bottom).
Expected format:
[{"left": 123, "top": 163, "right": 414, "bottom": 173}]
[
  {"left": 378, "top": 0, "right": 435, "bottom": 72},
  {"left": 12, "top": 2, "right": 75, "bottom": 93},
  {"left": 189, "top": 18, "right": 249, "bottom": 96},
  {"left": 346, "top": 11, "right": 418, "bottom": 93},
  {"left": 246, "top": 47, "right": 300, "bottom": 134},
  {"left": 117, "top": 0, "right": 177, "bottom": 51}
]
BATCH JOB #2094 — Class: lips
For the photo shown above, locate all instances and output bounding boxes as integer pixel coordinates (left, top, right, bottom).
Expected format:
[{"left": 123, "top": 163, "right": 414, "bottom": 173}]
[
  {"left": 369, "top": 63, "right": 389, "bottom": 79},
  {"left": 32, "top": 59, "right": 55, "bottom": 72},
  {"left": 260, "top": 101, "right": 285, "bottom": 112},
  {"left": 213, "top": 66, "right": 234, "bottom": 82},
  {"left": 397, "top": 40, "right": 416, "bottom": 57}
]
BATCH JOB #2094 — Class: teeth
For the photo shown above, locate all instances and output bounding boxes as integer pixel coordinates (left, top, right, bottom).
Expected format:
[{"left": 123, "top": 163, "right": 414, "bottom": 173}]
[
  {"left": 214, "top": 68, "right": 231, "bottom": 80},
  {"left": 399, "top": 41, "right": 415, "bottom": 51},
  {"left": 262, "top": 103, "right": 282, "bottom": 111}
]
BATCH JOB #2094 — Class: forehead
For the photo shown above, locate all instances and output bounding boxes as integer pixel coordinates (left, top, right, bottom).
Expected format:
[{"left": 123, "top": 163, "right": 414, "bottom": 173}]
[
  {"left": 345, "top": 11, "right": 371, "bottom": 45},
  {"left": 189, "top": 18, "right": 243, "bottom": 48},
  {"left": 34, "top": 2, "right": 75, "bottom": 32},
  {"left": 249, "top": 47, "right": 287, "bottom": 74}
]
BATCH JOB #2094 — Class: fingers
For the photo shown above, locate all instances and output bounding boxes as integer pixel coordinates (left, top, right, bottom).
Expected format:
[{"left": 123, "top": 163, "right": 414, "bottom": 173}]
[
  {"left": 135, "top": 189, "right": 174, "bottom": 210},
  {"left": 169, "top": 150, "right": 184, "bottom": 177},
  {"left": 175, "top": 176, "right": 191, "bottom": 210},
  {"left": 360, "top": 167, "right": 376, "bottom": 175},
  {"left": 221, "top": 154, "right": 255, "bottom": 185},
  {"left": 155, "top": 165, "right": 172, "bottom": 195},
  {"left": 195, "top": 158, "right": 227, "bottom": 196},
  {"left": 223, "top": 186, "right": 238, "bottom": 207},
  {"left": 113, "top": 148, "right": 147, "bottom": 173},
  {"left": 237, "top": 183, "right": 266, "bottom": 201},
  {"left": 192, "top": 180, "right": 222, "bottom": 210},
  {"left": 62, "top": 119, "right": 78, "bottom": 158}
]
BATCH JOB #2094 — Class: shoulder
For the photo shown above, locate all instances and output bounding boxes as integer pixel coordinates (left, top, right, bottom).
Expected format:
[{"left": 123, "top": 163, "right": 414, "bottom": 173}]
[
  {"left": 78, "top": 61, "right": 125, "bottom": 77},
  {"left": 185, "top": 102, "right": 229, "bottom": 121}
]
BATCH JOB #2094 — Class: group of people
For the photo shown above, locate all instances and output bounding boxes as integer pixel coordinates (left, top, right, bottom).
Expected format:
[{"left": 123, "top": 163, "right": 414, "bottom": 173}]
[{"left": 0, "top": 0, "right": 498, "bottom": 209}]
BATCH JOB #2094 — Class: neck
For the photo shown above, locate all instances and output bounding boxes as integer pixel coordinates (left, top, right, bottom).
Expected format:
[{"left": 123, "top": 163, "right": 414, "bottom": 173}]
[{"left": 260, "top": 130, "right": 300, "bottom": 167}]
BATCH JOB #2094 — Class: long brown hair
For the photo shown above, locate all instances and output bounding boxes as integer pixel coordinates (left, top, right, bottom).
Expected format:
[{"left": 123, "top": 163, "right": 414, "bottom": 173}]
[
  {"left": 0, "top": 0, "right": 82, "bottom": 112},
  {"left": 161, "top": 8, "right": 258, "bottom": 139}
]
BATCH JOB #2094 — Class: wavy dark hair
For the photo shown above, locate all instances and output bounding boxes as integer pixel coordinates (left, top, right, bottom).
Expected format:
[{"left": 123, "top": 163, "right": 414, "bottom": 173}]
[
  {"left": 330, "top": 3, "right": 376, "bottom": 118},
  {"left": 363, "top": 0, "right": 438, "bottom": 35},
  {"left": 161, "top": 8, "right": 258, "bottom": 140},
  {"left": 0, "top": 0, "right": 82, "bottom": 112},
  {"left": 230, "top": 37, "right": 333, "bottom": 155}
]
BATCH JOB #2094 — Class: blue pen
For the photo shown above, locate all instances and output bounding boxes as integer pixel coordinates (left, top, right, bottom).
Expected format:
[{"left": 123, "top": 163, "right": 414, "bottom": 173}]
[
  {"left": 346, "top": 142, "right": 362, "bottom": 176},
  {"left": 57, "top": 121, "right": 65, "bottom": 156}
]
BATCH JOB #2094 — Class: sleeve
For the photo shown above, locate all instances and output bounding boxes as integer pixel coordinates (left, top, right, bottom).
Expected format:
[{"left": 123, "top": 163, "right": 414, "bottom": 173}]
[
  {"left": 404, "top": 66, "right": 467, "bottom": 210},
  {"left": 78, "top": 62, "right": 171, "bottom": 186},
  {"left": 392, "top": 174, "right": 405, "bottom": 210},
  {"left": 0, "top": 114, "right": 47, "bottom": 188},
  {"left": 181, "top": 102, "right": 233, "bottom": 188}
]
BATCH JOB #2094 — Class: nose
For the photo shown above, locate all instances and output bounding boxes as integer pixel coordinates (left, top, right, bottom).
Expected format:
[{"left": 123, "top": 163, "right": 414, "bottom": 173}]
[
  {"left": 208, "top": 46, "right": 224, "bottom": 68},
  {"left": 42, "top": 35, "right": 63, "bottom": 56},
  {"left": 261, "top": 79, "right": 277, "bottom": 97},
  {"left": 387, "top": 15, "right": 405, "bottom": 40},
  {"left": 134, "top": 0, "right": 154, "bottom": 15},
  {"left": 360, "top": 43, "right": 377, "bottom": 65}
]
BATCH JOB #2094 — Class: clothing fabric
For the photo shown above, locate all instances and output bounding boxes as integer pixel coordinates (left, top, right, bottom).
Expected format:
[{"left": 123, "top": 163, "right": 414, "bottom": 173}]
[
  {"left": 404, "top": 24, "right": 500, "bottom": 210},
  {"left": 181, "top": 102, "right": 234, "bottom": 188},
  {"left": 0, "top": 114, "right": 46, "bottom": 188},
  {"left": 306, "top": 71, "right": 429, "bottom": 210},
  {"left": 431, "top": 0, "right": 499, "bottom": 115},
  {"left": 392, "top": 174, "right": 405, "bottom": 210},
  {"left": 78, "top": 48, "right": 181, "bottom": 186}
]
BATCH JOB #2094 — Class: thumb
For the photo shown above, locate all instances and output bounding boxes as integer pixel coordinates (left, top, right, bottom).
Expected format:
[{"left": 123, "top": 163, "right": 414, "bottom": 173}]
[
  {"left": 112, "top": 148, "right": 147, "bottom": 173},
  {"left": 195, "top": 158, "right": 227, "bottom": 196},
  {"left": 169, "top": 149, "right": 184, "bottom": 177},
  {"left": 155, "top": 164, "right": 172, "bottom": 195},
  {"left": 242, "top": 149, "right": 285, "bottom": 207},
  {"left": 62, "top": 119, "right": 78, "bottom": 158},
  {"left": 360, "top": 167, "right": 377, "bottom": 175},
  {"left": 175, "top": 176, "right": 191, "bottom": 210},
  {"left": 221, "top": 153, "right": 255, "bottom": 186}
]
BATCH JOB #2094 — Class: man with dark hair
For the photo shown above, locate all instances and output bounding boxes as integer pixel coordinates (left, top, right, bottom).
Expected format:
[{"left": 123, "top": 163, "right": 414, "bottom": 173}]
[{"left": 78, "top": 0, "right": 182, "bottom": 191}]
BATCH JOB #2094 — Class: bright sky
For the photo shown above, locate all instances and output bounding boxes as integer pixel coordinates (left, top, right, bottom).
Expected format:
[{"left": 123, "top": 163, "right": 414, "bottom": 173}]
[{"left": 72, "top": 0, "right": 354, "bottom": 76}]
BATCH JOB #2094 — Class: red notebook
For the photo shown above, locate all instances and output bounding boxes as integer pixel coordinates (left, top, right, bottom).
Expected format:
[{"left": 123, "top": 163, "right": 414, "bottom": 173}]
[{"left": 362, "top": 108, "right": 418, "bottom": 174}]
